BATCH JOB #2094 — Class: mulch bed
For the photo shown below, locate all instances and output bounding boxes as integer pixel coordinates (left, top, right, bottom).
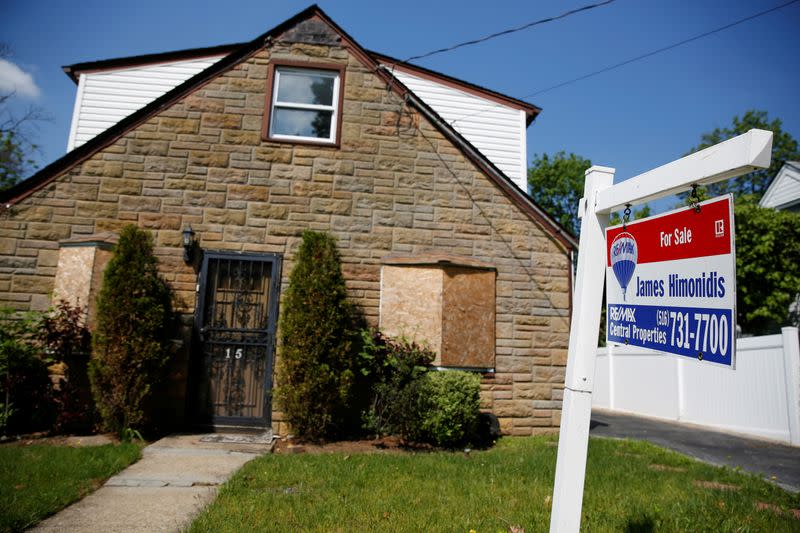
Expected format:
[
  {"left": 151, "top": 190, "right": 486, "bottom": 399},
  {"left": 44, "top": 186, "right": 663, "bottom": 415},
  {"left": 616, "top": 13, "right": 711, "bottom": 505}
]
[
  {"left": 0, "top": 432, "right": 117, "bottom": 447},
  {"left": 273, "top": 435, "right": 432, "bottom": 454}
]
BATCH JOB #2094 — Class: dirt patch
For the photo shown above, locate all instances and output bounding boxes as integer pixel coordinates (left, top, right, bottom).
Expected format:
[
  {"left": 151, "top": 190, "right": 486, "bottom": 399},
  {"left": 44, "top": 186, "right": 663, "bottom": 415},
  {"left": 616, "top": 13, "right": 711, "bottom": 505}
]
[
  {"left": 649, "top": 464, "right": 687, "bottom": 473},
  {"left": 0, "top": 433, "right": 118, "bottom": 448},
  {"left": 755, "top": 502, "right": 800, "bottom": 520},
  {"left": 614, "top": 452, "right": 643, "bottom": 458},
  {"left": 273, "top": 436, "right": 428, "bottom": 454},
  {"left": 693, "top": 480, "right": 740, "bottom": 491}
]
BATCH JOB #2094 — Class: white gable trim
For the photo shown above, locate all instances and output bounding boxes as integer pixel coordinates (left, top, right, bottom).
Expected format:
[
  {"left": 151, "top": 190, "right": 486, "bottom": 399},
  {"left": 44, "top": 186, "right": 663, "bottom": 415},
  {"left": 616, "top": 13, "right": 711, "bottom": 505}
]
[
  {"left": 760, "top": 162, "right": 800, "bottom": 210},
  {"left": 66, "top": 74, "right": 87, "bottom": 152}
]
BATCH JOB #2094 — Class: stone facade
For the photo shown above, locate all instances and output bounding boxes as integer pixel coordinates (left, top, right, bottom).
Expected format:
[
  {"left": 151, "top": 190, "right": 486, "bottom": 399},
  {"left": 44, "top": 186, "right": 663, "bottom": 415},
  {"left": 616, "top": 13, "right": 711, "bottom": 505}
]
[{"left": 0, "top": 19, "right": 572, "bottom": 436}]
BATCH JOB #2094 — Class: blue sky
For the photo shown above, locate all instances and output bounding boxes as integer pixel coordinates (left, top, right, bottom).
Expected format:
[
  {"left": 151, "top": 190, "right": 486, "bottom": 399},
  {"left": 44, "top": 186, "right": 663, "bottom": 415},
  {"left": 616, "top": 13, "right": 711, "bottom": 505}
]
[{"left": 3, "top": 0, "right": 799, "bottom": 213}]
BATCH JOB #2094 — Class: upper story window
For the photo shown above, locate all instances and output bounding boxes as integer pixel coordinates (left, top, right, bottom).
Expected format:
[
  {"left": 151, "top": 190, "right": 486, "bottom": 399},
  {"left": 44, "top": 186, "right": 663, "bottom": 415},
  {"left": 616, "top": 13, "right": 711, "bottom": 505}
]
[{"left": 264, "top": 63, "right": 344, "bottom": 145}]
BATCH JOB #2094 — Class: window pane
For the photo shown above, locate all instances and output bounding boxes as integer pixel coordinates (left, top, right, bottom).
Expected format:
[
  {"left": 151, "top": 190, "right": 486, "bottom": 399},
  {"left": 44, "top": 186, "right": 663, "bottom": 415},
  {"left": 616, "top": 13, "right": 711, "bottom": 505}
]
[
  {"left": 272, "top": 108, "right": 332, "bottom": 139},
  {"left": 276, "top": 71, "right": 334, "bottom": 106}
]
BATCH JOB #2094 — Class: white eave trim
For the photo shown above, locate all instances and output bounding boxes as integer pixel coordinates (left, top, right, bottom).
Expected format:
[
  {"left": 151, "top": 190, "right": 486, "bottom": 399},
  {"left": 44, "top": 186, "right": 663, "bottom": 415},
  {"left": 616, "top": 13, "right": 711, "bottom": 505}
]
[
  {"left": 518, "top": 109, "right": 527, "bottom": 191},
  {"left": 66, "top": 73, "right": 87, "bottom": 152}
]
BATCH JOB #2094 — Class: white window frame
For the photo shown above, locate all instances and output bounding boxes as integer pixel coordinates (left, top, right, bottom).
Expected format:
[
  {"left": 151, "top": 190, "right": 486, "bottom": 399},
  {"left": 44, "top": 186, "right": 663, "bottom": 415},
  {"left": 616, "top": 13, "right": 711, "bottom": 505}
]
[{"left": 268, "top": 67, "right": 340, "bottom": 144}]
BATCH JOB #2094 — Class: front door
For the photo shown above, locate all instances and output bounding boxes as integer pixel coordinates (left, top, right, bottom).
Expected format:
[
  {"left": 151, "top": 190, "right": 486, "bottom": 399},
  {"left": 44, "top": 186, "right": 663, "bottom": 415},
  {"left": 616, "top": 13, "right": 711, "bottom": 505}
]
[{"left": 195, "top": 252, "right": 281, "bottom": 427}]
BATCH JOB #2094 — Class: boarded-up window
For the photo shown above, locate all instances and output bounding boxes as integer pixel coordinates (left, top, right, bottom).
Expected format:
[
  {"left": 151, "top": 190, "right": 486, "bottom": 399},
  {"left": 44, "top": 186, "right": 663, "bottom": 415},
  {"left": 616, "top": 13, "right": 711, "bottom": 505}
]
[{"left": 380, "top": 254, "right": 495, "bottom": 369}]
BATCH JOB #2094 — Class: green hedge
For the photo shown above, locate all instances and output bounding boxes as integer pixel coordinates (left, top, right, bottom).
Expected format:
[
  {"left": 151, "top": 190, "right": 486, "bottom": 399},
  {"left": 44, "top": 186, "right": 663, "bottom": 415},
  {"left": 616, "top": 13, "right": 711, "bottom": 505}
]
[{"left": 416, "top": 370, "right": 481, "bottom": 448}]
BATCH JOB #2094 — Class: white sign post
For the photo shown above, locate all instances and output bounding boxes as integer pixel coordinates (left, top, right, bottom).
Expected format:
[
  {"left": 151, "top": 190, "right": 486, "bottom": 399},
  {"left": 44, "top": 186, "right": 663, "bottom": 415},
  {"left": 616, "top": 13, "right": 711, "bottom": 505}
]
[{"left": 549, "top": 129, "right": 773, "bottom": 533}]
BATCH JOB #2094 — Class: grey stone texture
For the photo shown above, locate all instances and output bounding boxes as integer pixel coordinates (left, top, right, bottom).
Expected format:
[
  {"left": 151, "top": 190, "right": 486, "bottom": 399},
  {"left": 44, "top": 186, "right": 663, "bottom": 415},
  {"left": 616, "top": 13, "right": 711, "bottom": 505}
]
[{"left": 0, "top": 36, "right": 571, "bottom": 435}]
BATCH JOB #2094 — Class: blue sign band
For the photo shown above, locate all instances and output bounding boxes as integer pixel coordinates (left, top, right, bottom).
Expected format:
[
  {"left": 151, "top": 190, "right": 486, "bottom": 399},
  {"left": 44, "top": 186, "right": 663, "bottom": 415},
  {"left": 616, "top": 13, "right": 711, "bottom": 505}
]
[{"left": 607, "top": 303, "right": 734, "bottom": 366}]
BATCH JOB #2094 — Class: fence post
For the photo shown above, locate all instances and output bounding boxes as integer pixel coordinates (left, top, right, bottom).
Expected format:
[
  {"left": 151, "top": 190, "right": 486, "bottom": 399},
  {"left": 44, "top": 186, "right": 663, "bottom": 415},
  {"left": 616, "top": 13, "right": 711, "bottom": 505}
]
[
  {"left": 607, "top": 343, "right": 615, "bottom": 410},
  {"left": 677, "top": 358, "right": 686, "bottom": 421},
  {"left": 781, "top": 327, "right": 800, "bottom": 446}
]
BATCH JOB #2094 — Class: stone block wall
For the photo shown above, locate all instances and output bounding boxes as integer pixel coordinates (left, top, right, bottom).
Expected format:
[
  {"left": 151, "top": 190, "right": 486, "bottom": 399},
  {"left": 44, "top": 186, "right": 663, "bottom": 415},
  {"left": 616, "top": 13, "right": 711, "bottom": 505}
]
[{"left": 0, "top": 32, "right": 571, "bottom": 435}]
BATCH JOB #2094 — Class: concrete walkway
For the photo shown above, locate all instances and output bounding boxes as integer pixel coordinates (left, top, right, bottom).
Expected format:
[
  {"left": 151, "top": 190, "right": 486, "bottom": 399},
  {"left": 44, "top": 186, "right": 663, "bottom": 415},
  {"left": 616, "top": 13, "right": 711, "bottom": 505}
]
[
  {"left": 32, "top": 433, "right": 274, "bottom": 533},
  {"left": 590, "top": 409, "right": 800, "bottom": 493}
]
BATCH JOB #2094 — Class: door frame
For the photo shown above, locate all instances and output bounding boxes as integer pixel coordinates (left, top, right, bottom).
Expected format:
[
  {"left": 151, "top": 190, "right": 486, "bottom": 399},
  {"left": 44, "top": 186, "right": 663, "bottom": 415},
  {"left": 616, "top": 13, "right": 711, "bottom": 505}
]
[{"left": 193, "top": 251, "right": 282, "bottom": 428}]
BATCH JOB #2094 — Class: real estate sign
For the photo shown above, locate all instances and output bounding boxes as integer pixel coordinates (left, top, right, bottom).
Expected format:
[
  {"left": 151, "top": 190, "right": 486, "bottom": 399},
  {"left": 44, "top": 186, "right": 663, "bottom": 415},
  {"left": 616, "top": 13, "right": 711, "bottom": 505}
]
[{"left": 605, "top": 195, "right": 736, "bottom": 367}]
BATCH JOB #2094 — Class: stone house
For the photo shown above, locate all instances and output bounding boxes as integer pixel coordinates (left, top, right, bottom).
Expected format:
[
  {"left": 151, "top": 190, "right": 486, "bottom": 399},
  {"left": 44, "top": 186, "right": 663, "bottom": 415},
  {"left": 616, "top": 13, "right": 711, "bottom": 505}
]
[{"left": 0, "top": 6, "right": 576, "bottom": 435}]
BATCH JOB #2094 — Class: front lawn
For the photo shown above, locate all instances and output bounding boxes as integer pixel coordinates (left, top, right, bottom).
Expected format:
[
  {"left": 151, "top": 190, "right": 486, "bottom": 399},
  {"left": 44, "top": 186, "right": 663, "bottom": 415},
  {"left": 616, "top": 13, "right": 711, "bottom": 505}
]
[
  {"left": 190, "top": 436, "right": 799, "bottom": 532},
  {"left": 0, "top": 442, "right": 141, "bottom": 532}
]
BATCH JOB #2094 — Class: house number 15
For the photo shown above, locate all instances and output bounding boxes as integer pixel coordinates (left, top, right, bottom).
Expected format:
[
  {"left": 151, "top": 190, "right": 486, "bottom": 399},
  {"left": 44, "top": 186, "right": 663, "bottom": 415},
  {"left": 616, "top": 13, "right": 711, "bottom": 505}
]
[{"left": 225, "top": 348, "right": 243, "bottom": 359}]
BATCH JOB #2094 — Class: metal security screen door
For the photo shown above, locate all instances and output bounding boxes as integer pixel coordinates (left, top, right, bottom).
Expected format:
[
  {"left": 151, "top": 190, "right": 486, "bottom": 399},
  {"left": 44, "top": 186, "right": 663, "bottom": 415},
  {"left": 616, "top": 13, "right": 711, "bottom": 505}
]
[{"left": 195, "top": 252, "right": 281, "bottom": 427}]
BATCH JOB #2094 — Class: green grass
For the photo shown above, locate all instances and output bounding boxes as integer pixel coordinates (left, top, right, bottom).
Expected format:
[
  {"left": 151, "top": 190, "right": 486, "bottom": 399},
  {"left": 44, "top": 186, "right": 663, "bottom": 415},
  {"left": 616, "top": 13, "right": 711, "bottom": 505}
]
[
  {"left": 0, "top": 442, "right": 141, "bottom": 532},
  {"left": 190, "top": 436, "right": 799, "bottom": 532}
]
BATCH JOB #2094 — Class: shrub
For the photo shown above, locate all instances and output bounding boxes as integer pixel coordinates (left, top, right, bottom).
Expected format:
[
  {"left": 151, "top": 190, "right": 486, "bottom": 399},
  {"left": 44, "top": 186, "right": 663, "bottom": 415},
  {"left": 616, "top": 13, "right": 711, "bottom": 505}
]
[
  {"left": 360, "top": 329, "right": 434, "bottom": 438},
  {"left": 89, "top": 225, "right": 173, "bottom": 435},
  {"left": 277, "top": 230, "right": 361, "bottom": 441},
  {"left": 360, "top": 331, "right": 481, "bottom": 448},
  {"left": 0, "top": 308, "right": 53, "bottom": 435},
  {"left": 40, "top": 301, "right": 93, "bottom": 434},
  {"left": 417, "top": 371, "right": 481, "bottom": 448}
]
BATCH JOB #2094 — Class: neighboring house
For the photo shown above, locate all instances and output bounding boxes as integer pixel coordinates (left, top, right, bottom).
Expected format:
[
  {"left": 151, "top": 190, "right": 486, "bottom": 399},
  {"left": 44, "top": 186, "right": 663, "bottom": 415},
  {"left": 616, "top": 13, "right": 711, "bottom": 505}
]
[
  {"left": 760, "top": 161, "right": 800, "bottom": 212},
  {"left": 0, "top": 5, "right": 575, "bottom": 436}
]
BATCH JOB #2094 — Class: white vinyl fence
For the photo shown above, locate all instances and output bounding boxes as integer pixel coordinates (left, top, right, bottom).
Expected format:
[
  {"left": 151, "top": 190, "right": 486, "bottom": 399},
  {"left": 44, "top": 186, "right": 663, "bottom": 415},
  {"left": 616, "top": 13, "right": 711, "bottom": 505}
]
[{"left": 593, "top": 327, "right": 800, "bottom": 446}]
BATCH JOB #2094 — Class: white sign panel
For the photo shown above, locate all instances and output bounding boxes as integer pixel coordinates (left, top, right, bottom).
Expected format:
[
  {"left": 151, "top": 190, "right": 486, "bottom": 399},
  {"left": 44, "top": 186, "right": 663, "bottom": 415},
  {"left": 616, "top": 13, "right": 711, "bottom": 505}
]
[{"left": 605, "top": 195, "right": 736, "bottom": 367}]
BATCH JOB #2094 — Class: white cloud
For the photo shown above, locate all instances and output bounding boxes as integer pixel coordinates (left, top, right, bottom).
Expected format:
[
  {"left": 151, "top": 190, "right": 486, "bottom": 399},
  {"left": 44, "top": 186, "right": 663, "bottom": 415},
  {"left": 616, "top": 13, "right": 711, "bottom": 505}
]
[{"left": 0, "top": 59, "right": 41, "bottom": 99}]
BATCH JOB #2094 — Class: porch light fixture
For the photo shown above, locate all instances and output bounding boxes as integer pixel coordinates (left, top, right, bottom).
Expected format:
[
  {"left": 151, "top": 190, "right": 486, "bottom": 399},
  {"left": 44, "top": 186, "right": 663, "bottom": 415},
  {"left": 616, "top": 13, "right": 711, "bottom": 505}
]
[{"left": 182, "top": 225, "right": 196, "bottom": 263}]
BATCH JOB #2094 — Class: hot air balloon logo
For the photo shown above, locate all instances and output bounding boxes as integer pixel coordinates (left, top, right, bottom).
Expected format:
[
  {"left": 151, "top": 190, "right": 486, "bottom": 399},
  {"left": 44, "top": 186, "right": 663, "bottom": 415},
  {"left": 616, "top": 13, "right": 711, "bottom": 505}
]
[{"left": 610, "top": 232, "right": 638, "bottom": 301}]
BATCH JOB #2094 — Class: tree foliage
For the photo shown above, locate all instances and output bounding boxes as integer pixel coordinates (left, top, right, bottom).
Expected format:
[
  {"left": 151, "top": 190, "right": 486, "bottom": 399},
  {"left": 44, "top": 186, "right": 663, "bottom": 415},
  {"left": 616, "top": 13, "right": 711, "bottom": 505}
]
[
  {"left": 0, "top": 128, "right": 36, "bottom": 190},
  {"left": 688, "top": 110, "right": 799, "bottom": 200},
  {"left": 276, "top": 230, "right": 361, "bottom": 441},
  {"left": 527, "top": 151, "right": 651, "bottom": 237},
  {"left": 734, "top": 200, "right": 800, "bottom": 334},
  {"left": 0, "top": 45, "right": 46, "bottom": 190},
  {"left": 684, "top": 111, "right": 800, "bottom": 333},
  {"left": 89, "top": 225, "right": 173, "bottom": 435},
  {"left": 527, "top": 151, "right": 591, "bottom": 237}
]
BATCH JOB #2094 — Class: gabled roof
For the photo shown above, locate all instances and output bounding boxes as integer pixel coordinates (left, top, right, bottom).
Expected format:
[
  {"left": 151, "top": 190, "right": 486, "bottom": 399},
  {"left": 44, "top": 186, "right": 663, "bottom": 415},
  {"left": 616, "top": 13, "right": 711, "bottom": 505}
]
[
  {"left": 61, "top": 43, "right": 243, "bottom": 83},
  {"left": 760, "top": 161, "right": 800, "bottom": 210},
  {"left": 3, "top": 4, "right": 574, "bottom": 250}
]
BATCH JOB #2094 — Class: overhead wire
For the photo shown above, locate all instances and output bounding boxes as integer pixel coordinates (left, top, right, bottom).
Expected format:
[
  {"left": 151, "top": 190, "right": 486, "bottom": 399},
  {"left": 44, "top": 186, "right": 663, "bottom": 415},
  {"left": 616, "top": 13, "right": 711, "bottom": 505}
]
[
  {"left": 446, "top": 0, "right": 800, "bottom": 125},
  {"left": 403, "top": 0, "right": 616, "bottom": 63},
  {"left": 371, "top": 0, "right": 799, "bottom": 309},
  {"left": 525, "top": 0, "right": 800, "bottom": 98}
]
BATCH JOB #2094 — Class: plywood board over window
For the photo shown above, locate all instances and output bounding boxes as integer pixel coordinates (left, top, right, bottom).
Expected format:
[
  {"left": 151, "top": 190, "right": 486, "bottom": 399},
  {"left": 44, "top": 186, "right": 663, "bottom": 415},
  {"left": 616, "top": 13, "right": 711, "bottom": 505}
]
[
  {"left": 52, "top": 233, "right": 117, "bottom": 327},
  {"left": 380, "top": 254, "right": 496, "bottom": 370}
]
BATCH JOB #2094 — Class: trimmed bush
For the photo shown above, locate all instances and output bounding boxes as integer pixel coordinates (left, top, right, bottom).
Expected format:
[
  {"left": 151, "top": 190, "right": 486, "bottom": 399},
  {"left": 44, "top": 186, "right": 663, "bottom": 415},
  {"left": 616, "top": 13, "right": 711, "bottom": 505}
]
[
  {"left": 277, "top": 230, "right": 361, "bottom": 441},
  {"left": 89, "top": 225, "right": 173, "bottom": 435},
  {"left": 417, "top": 370, "right": 481, "bottom": 448}
]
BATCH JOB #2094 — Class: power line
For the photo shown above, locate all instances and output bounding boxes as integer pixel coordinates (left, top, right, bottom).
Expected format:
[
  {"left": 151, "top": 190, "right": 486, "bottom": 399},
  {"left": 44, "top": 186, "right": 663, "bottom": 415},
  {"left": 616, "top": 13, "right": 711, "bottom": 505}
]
[
  {"left": 447, "top": 0, "right": 799, "bottom": 126},
  {"left": 403, "top": 0, "right": 616, "bottom": 63},
  {"left": 524, "top": 0, "right": 800, "bottom": 98}
]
